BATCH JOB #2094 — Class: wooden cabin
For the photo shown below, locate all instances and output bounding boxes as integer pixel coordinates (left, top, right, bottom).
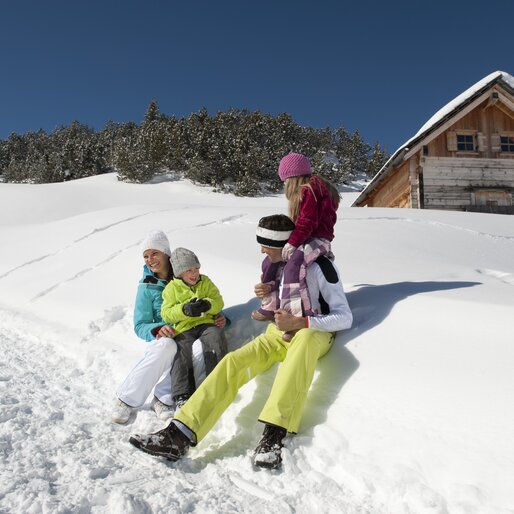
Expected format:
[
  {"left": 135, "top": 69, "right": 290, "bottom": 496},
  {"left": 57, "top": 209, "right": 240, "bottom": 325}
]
[{"left": 353, "top": 71, "right": 514, "bottom": 214}]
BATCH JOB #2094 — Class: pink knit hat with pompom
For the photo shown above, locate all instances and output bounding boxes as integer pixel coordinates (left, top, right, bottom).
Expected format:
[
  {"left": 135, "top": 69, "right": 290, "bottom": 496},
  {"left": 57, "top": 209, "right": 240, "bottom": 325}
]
[{"left": 278, "top": 153, "right": 312, "bottom": 181}]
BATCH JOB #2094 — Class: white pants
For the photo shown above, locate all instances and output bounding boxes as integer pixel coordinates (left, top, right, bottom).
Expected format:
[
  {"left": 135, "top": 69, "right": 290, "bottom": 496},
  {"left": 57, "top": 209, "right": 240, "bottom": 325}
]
[{"left": 117, "top": 337, "right": 206, "bottom": 407}]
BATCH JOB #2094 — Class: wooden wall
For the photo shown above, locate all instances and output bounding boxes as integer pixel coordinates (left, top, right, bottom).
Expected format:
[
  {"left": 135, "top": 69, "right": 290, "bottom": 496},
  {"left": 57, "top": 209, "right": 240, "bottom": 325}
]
[
  {"left": 427, "top": 98, "right": 514, "bottom": 159},
  {"left": 422, "top": 157, "right": 514, "bottom": 211},
  {"left": 361, "top": 160, "right": 411, "bottom": 207}
]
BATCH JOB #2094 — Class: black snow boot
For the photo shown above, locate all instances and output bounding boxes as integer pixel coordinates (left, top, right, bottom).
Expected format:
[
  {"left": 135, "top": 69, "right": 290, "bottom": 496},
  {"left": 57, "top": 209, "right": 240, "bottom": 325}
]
[
  {"left": 253, "top": 424, "right": 287, "bottom": 469},
  {"left": 173, "top": 394, "right": 191, "bottom": 410},
  {"left": 129, "top": 422, "right": 191, "bottom": 461}
]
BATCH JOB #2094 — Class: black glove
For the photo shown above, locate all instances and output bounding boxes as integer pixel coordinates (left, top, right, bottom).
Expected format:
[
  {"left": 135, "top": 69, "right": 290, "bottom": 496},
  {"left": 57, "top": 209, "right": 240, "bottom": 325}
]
[{"left": 182, "top": 298, "right": 211, "bottom": 317}]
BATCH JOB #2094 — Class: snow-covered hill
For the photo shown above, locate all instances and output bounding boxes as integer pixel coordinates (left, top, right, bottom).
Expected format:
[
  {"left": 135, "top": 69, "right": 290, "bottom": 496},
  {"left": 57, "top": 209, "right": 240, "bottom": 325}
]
[{"left": 1, "top": 174, "right": 513, "bottom": 513}]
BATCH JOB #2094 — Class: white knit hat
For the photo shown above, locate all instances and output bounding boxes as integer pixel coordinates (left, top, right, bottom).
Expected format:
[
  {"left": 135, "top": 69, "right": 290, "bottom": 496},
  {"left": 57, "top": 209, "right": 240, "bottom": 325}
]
[
  {"left": 141, "top": 230, "right": 171, "bottom": 256},
  {"left": 170, "top": 247, "right": 201, "bottom": 277}
]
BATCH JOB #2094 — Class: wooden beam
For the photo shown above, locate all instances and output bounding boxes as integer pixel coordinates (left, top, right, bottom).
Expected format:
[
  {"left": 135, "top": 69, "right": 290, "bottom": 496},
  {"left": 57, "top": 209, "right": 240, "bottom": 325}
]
[
  {"left": 484, "top": 96, "right": 498, "bottom": 109},
  {"left": 496, "top": 102, "right": 514, "bottom": 119},
  {"left": 409, "top": 155, "right": 419, "bottom": 208},
  {"left": 497, "top": 91, "right": 514, "bottom": 111}
]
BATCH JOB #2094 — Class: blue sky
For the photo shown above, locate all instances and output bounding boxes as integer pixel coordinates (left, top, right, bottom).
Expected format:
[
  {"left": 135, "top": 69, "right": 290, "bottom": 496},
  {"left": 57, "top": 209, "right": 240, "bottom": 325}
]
[{"left": 1, "top": 0, "right": 513, "bottom": 152}]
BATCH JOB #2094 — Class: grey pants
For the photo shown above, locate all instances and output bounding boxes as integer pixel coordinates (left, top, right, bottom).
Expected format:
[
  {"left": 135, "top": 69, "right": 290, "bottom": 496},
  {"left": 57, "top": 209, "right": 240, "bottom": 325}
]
[{"left": 171, "top": 323, "right": 228, "bottom": 397}]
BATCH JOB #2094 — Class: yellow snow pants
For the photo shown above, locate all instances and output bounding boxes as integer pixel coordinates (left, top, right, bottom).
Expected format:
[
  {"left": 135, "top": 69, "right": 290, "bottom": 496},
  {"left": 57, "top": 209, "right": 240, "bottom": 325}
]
[{"left": 174, "top": 322, "right": 334, "bottom": 443}]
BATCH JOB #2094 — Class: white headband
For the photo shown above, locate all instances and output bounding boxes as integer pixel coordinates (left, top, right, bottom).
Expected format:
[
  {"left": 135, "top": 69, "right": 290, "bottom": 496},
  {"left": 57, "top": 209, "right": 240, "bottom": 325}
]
[{"left": 256, "top": 226, "right": 293, "bottom": 248}]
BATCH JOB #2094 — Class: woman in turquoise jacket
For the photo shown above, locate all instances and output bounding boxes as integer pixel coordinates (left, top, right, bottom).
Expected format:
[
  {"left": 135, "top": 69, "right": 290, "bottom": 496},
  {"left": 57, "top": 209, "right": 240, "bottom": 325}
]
[
  {"left": 112, "top": 231, "right": 227, "bottom": 424},
  {"left": 112, "top": 230, "right": 179, "bottom": 424}
]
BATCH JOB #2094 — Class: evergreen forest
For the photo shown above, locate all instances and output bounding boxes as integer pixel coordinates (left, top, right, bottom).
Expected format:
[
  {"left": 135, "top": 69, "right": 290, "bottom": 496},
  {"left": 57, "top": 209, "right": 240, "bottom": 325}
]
[{"left": 0, "top": 101, "right": 388, "bottom": 195}]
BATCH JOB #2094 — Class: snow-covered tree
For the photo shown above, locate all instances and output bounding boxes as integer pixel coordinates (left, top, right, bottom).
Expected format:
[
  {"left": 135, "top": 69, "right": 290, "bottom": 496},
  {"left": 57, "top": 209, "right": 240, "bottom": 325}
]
[
  {"left": 367, "top": 142, "right": 389, "bottom": 177},
  {"left": 0, "top": 104, "right": 386, "bottom": 192},
  {"left": 143, "top": 100, "right": 161, "bottom": 125}
]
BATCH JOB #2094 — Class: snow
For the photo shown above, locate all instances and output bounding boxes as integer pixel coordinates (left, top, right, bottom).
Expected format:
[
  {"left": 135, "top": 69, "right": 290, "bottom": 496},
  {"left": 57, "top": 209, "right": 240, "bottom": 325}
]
[
  {"left": 402, "top": 70, "right": 514, "bottom": 154},
  {"left": 1, "top": 173, "right": 514, "bottom": 513},
  {"left": 410, "top": 71, "right": 505, "bottom": 142}
]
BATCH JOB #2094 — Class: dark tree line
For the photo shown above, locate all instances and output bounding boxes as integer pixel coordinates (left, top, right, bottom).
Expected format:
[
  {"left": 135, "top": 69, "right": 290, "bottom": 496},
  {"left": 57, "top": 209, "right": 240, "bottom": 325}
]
[{"left": 0, "top": 101, "right": 389, "bottom": 195}]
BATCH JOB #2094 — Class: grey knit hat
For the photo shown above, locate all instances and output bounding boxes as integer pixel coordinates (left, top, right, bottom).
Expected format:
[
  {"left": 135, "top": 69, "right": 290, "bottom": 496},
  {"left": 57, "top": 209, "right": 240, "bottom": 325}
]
[{"left": 170, "top": 247, "right": 201, "bottom": 277}]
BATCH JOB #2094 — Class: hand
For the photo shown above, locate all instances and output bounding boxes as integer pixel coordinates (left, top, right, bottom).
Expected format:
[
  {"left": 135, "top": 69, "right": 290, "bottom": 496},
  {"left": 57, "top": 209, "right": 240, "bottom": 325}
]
[
  {"left": 156, "top": 325, "right": 176, "bottom": 339},
  {"left": 254, "top": 282, "right": 272, "bottom": 298},
  {"left": 214, "top": 313, "right": 226, "bottom": 328},
  {"left": 274, "top": 309, "right": 305, "bottom": 332},
  {"left": 183, "top": 298, "right": 212, "bottom": 317},
  {"left": 281, "top": 243, "right": 296, "bottom": 262}
]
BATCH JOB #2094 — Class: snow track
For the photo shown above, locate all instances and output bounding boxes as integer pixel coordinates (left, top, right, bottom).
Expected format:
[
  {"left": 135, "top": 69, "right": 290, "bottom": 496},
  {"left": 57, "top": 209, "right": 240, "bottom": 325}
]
[{"left": 0, "top": 210, "right": 168, "bottom": 281}]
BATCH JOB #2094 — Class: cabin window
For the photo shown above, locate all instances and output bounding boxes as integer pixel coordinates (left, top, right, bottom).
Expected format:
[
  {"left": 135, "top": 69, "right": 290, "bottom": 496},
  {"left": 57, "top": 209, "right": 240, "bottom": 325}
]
[
  {"left": 456, "top": 134, "right": 475, "bottom": 151},
  {"left": 500, "top": 135, "right": 514, "bottom": 153}
]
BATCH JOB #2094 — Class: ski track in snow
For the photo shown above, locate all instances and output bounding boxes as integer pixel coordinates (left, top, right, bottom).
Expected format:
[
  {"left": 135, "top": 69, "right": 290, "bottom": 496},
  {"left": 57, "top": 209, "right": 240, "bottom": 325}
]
[
  {"left": 28, "top": 212, "right": 249, "bottom": 303},
  {"left": 345, "top": 216, "right": 514, "bottom": 241},
  {"left": 0, "top": 210, "right": 170, "bottom": 281},
  {"left": 196, "top": 213, "right": 248, "bottom": 227},
  {"left": 73, "top": 211, "right": 172, "bottom": 244},
  {"left": 0, "top": 315, "right": 370, "bottom": 514},
  {"left": 475, "top": 268, "right": 514, "bottom": 286},
  {"left": 30, "top": 249, "right": 129, "bottom": 302}
]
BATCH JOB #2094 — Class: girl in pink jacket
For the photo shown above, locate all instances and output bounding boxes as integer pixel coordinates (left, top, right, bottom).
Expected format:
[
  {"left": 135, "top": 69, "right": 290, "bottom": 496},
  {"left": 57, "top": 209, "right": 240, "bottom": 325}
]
[{"left": 253, "top": 153, "right": 340, "bottom": 340}]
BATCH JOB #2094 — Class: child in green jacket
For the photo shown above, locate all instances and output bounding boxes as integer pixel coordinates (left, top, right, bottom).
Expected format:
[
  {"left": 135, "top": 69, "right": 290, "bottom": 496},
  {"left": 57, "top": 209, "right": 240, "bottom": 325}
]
[{"left": 161, "top": 247, "right": 227, "bottom": 409}]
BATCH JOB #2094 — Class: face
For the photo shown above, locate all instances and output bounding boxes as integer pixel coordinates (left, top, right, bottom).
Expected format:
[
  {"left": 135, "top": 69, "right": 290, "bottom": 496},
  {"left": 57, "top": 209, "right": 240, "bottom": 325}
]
[
  {"left": 143, "top": 249, "right": 170, "bottom": 279},
  {"left": 180, "top": 267, "right": 201, "bottom": 286},
  {"left": 260, "top": 246, "right": 283, "bottom": 263}
]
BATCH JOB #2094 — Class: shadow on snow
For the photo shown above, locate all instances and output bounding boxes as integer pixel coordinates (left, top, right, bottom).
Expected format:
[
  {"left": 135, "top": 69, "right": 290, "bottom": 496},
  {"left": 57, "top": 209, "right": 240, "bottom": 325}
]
[{"left": 182, "top": 280, "right": 481, "bottom": 464}]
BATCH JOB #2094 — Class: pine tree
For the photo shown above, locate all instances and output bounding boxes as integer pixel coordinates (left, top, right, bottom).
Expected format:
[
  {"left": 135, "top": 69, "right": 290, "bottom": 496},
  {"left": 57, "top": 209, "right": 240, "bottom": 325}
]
[
  {"left": 143, "top": 100, "right": 161, "bottom": 125},
  {"left": 161, "top": 116, "right": 185, "bottom": 171},
  {"left": 185, "top": 156, "right": 217, "bottom": 185},
  {"left": 0, "top": 140, "right": 9, "bottom": 177},
  {"left": 311, "top": 149, "right": 342, "bottom": 184},
  {"left": 367, "top": 142, "right": 389, "bottom": 177},
  {"left": 114, "top": 140, "right": 152, "bottom": 183},
  {"left": 4, "top": 157, "right": 29, "bottom": 182},
  {"left": 336, "top": 129, "right": 370, "bottom": 179}
]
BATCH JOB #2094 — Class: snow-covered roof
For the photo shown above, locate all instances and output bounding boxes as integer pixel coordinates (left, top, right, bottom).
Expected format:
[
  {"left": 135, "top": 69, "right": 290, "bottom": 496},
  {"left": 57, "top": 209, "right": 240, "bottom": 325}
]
[{"left": 352, "top": 71, "right": 514, "bottom": 206}]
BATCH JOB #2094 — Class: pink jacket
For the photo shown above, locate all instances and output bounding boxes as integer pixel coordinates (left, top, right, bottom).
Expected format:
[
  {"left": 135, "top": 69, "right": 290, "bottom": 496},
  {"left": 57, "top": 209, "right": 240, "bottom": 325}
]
[{"left": 288, "top": 176, "right": 338, "bottom": 248}]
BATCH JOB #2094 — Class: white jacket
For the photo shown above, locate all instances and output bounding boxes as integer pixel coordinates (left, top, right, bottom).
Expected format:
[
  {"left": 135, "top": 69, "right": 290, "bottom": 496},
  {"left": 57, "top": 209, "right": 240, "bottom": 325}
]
[{"left": 284, "top": 257, "right": 353, "bottom": 333}]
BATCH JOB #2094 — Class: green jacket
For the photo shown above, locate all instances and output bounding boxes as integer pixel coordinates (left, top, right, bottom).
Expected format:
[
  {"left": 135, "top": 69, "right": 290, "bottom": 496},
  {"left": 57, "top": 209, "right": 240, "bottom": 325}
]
[{"left": 161, "top": 274, "right": 224, "bottom": 335}]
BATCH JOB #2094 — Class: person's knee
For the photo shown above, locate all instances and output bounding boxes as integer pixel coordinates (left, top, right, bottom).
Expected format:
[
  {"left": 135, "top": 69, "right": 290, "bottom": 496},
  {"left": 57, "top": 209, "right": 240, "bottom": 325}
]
[
  {"left": 192, "top": 338, "right": 204, "bottom": 360},
  {"left": 291, "top": 329, "right": 310, "bottom": 344},
  {"left": 290, "top": 329, "right": 331, "bottom": 357},
  {"left": 203, "top": 325, "right": 222, "bottom": 337},
  {"left": 153, "top": 336, "right": 178, "bottom": 358},
  {"left": 219, "top": 351, "right": 238, "bottom": 373},
  {"left": 289, "top": 330, "right": 319, "bottom": 353},
  {"left": 201, "top": 326, "right": 224, "bottom": 350}
]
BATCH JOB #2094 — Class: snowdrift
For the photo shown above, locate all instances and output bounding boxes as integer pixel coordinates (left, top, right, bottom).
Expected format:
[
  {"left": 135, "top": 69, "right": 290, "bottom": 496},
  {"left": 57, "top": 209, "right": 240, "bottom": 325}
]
[{"left": 1, "top": 174, "right": 513, "bottom": 513}]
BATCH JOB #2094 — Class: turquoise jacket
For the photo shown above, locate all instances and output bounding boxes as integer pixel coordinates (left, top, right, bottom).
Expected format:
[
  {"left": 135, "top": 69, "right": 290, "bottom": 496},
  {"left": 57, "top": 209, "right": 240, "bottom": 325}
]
[
  {"left": 161, "top": 274, "right": 224, "bottom": 335},
  {"left": 133, "top": 265, "right": 170, "bottom": 342}
]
